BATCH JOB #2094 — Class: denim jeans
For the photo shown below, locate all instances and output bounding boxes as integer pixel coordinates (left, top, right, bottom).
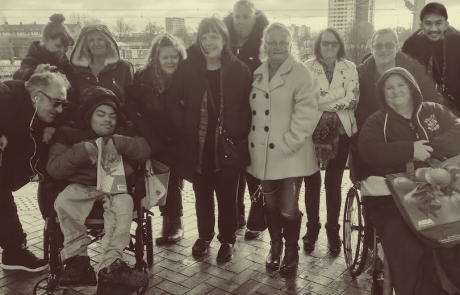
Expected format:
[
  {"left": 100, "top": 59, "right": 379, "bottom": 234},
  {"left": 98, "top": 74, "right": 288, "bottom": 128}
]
[
  {"left": 304, "top": 134, "right": 350, "bottom": 226},
  {"left": 159, "top": 172, "right": 184, "bottom": 217},
  {"left": 54, "top": 184, "right": 133, "bottom": 272},
  {"left": 192, "top": 169, "right": 239, "bottom": 244},
  {"left": 261, "top": 177, "right": 303, "bottom": 220}
]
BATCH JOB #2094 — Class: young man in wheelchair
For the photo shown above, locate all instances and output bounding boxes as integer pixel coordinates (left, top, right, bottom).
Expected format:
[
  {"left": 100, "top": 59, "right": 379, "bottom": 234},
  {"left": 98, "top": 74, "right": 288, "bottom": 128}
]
[{"left": 46, "top": 86, "right": 151, "bottom": 288}]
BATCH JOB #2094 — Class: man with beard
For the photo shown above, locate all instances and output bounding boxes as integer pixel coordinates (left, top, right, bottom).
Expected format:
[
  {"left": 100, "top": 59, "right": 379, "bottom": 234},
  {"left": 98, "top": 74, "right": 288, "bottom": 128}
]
[
  {"left": 223, "top": 0, "right": 269, "bottom": 239},
  {"left": 402, "top": 2, "right": 460, "bottom": 114}
]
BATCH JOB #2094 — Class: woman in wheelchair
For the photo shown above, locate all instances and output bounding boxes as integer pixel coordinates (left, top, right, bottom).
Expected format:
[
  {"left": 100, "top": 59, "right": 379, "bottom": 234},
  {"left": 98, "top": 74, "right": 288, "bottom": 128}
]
[
  {"left": 45, "top": 86, "right": 151, "bottom": 288},
  {"left": 358, "top": 67, "right": 460, "bottom": 294}
]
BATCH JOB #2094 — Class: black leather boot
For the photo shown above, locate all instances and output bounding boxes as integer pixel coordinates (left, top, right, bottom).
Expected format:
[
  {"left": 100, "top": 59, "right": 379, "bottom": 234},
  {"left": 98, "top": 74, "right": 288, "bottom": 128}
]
[
  {"left": 155, "top": 215, "right": 170, "bottom": 245},
  {"left": 264, "top": 207, "right": 283, "bottom": 269},
  {"left": 325, "top": 223, "right": 341, "bottom": 254},
  {"left": 280, "top": 213, "right": 302, "bottom": 273},
  {"left": 302, "top": 221, "right": 321, "bottom": 251},
  {"left": 168, "top": 216, "right": 184, "bottom": 243}
]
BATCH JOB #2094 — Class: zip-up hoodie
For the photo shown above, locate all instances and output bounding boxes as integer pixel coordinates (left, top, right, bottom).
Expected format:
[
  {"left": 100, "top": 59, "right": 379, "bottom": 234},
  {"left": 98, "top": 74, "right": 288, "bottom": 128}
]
[
  {"left": 358, "top": 67, "right": 460, "bottom": 179},
  {"left": 70, "top": 24, "right": 134, "bottom": 104}
]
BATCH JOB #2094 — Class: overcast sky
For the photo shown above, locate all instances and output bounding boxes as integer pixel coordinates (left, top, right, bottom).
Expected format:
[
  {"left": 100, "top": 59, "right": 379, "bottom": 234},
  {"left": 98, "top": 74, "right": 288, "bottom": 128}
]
[{"left": 1, "top": 0, "right": 460, "bottom": 32}]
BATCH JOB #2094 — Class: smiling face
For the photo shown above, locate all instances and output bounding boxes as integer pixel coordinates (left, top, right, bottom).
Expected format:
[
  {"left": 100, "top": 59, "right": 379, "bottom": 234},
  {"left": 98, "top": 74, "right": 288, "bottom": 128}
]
[
  {"left": 372, "top": 32, "right": 398, "bottom": 66},
  {"left": 86, "top": 31, "right": 108, "bottom": 57},
  {"left": 383, "top": 74, "right": 413, "bottom": 111},
  {"left": 43, "top": 37, "right": 68, "bottom": 59},
  {"left": 158, "top": 46, "right": 180, "bottom": 77},
  {"left": 320, "top": 31, "right": 340, "bottom": 61},
  {"left": 421, "top": 13, "right": 448, "bottom": 41},
  {"left": 264, "top": 29, "right": 291, "bottom": 64},
  {"left": 200, "top": 30, "right": 224, "bottom": 59},
  {"left": 90, "top": 104, "right": 117, "bottom": 136},
  {"left": 33, "top": 82, "right": 67, "bottom": 123},
  {"left": 233, "top": 3, "right": 256, "bottom": 39}
]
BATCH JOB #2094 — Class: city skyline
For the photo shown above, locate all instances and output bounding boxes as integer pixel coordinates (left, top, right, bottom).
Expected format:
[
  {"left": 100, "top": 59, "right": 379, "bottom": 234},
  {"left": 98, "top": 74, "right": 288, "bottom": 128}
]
[{"left": 1, "top": 0, "right": 460, "bottom": 33}]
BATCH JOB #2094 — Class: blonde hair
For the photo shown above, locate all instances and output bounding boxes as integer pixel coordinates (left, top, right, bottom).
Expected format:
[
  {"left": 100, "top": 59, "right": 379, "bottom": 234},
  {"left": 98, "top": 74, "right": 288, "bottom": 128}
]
[
  {"left": 82, "top": 30, "right": 117, "bottom": 60},
  {"left": 259, "top": 22, "right": 299, "bottom": 61}
]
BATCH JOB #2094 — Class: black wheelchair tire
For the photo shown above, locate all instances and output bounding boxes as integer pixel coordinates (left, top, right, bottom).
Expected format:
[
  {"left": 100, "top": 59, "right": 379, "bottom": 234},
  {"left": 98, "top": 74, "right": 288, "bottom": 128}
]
[{"left": 146, "top": 215, "right": 154, "bottom": 267}]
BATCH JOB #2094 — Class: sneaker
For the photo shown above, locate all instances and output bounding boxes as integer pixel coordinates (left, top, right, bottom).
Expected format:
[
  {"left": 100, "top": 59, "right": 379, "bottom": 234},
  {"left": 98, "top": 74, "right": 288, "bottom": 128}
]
[
  {"left": 59, "top": 256, "right": 97, "bottom": 286},
  {"left": 216, "top": 243, "right": 234, "bottom": 262},
  {"left": 98, "top": 259, "right": 148, "bottom": 288},
  {"left": 192, "top": 238, "right": 211, "bottom": 256},
  {"left": 244, "top": 229, "right": 261, "bottom": 239},
  {"left": 1, "top": 245, "right": 48, "bottom": 272}
]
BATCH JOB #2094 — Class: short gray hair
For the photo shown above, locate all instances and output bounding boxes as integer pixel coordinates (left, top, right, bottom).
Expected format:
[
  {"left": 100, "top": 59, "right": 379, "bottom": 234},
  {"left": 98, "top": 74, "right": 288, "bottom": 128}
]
[
  {"left": 371, "top": 28, "right": 399, "bottom": 46},
  {"left": 24, "top": 71, "right": 70, "bottom": 94},
  {"left": 259, "top": 22, "right": 299, "bottom": 61}
]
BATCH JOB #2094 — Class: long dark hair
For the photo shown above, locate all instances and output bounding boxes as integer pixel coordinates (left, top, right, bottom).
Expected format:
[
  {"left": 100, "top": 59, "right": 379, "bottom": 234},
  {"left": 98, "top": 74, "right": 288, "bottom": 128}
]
[
  {"left": 42, "top": 14, "right": 74, "bottom": 47},
  {"left": 314, "top": 27, "right": 346, "bottom": 62}
]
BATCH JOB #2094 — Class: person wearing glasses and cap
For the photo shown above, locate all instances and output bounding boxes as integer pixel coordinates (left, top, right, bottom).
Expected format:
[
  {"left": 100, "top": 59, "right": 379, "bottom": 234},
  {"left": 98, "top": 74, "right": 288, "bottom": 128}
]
[
  {"left": 303, "top": 27, "right": 359, "bottom": 254},
  {"left": 350, "top": 28, "right": 443, "bottom": 183},
  {"left": 0, "top": 70, "right": 70, "bottom": 272}
]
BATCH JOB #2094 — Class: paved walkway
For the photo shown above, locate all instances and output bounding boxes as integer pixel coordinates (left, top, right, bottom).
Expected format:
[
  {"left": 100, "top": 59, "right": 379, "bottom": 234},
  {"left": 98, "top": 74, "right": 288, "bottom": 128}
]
[{"left": 1, "top": 171, "right": 374, "bottom": 295}]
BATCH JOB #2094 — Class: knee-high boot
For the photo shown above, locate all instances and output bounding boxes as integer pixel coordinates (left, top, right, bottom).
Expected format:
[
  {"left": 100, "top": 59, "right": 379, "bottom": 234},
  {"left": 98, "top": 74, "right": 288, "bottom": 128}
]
[
  {"left": 280, "top": 213, "right": 302, "bottom": 273},
  {"left": 264, "top": 207, "right": 283, "bottom": 269}
]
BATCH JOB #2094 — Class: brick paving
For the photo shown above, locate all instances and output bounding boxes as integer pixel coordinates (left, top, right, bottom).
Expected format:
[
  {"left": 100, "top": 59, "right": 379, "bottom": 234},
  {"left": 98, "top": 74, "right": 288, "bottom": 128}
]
[{"left": 0, "top": 171, "right": 375, "bottom": 295}]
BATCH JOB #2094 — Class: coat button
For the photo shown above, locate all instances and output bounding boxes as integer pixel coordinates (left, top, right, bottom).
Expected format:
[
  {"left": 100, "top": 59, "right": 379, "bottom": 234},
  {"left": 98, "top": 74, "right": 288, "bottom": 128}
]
[
  {"left": 265, "top": 110, "right": 269, "bottom": 115},
  {"left": 252, "top": 93, "right": 256, "bottom": 99},
  {"left": 251, "top": 142, "right": 254, "bottom": 148},
  {"left": 252, "top": 125, "right": 255, "bottom": 131},
  {"left": 265, "top": 93, "right": 269, "bottom": 99},
  {"left": 269, "top": 143, "right": 275, "bottom": 149},
  {"left": 264, "top": 126, "right": 269, "bottom": 132},
  {"left": 252, "top": 110, "right": 257, "bottom": 115}
]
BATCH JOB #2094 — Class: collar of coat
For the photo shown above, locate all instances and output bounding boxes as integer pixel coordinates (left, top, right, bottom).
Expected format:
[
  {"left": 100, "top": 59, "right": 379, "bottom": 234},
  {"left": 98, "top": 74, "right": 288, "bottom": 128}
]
[
  {"left": 307, "top": 58, "right": 353, "bottom": 74},
  {"left": 359, "top": 52, "right": 414, "bottom": 77},
  {"left": 223, "top": 10, "right": 269, "bottom": 50},
  {"left": 252, "top": 55, "right": 296, "bottom": 93}
]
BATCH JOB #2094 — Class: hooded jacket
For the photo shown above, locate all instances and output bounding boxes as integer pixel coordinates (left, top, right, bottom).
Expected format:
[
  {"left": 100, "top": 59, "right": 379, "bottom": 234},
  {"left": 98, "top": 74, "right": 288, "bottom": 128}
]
[
  {"left": 46, "top": 86, "right": 150, "bottom": 185},
  {"left": 70, "top": 24, "right": 134, "bottom": 104},
  {"left": 223, "top": 10, "right": 269, "bottom": 73},
  {"left": 355, "top": 51, "right": 443, "bottom": 131},
  {"left": 167, "top": 44, "right": 252, "bottom": 182},
  {"left": 402, "top": 27, "right": 460, "bottom": 111},
  {"left": 0, "top": 80, "right": 51, "bottom": 191},
  {"left": 358, "top": 67, "right": 460, "bottom": 179}
]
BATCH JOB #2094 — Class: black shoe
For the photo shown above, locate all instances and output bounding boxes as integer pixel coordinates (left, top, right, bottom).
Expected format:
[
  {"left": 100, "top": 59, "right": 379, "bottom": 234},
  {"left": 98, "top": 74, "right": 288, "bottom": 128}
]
[
  {"left": 244, "top": 229, "right": 261, "bottom": 239},
  {"left": 280, "top": 245, "right": 300, "bottom": 273},
  {"left": 302, "top": 222, "right": 321, "bottom": 251},
  {"left": 280, "top": 214, "right": 302, "bottom": 273},
  {"left": 156, "top": 215, "right": 171, "bottom": 245},
  {"left": 1, "top": 245, "right": 48, "bottom": 272},
  {"left": 98, "top": 258, "right": 149, "bottom": 288},
  {"left": 216, "top": 243, "right": 233, "bottom": 262},
  {"left": 168, "top": 217, "right": 184, "bottom": 243},
  {"left": 59, "top": 256, "right": 97, "bottom": 286},
  {"left": 192, "top": 238, "right": 210, "bottom": 256},
  {"left": 238, "top": 214, "right": 246, "bottom": 229},
  {"left": 325, "top": 223, "right": 341, "bottom": 254}
]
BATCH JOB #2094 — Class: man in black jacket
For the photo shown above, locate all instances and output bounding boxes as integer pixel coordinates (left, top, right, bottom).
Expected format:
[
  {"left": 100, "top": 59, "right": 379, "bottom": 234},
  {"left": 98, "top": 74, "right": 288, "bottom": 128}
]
[
  {"left": 223, "top": 0, "right": 269, "bottom": 239},
  {"left": 402, "top": 2, "right": 460, "bottom": 114},
  {"left": 0, "top": 71, "right": 69, "bottom": 272}
]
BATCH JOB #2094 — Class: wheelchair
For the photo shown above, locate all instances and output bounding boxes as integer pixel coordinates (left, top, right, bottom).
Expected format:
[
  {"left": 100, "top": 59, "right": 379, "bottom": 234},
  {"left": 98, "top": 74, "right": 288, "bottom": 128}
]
[
  {"left": 32, "top": 167, "right": 154, "bottom": 295},
  {"left": 342, "top": 181, "right": 393, "bottom": 295}
]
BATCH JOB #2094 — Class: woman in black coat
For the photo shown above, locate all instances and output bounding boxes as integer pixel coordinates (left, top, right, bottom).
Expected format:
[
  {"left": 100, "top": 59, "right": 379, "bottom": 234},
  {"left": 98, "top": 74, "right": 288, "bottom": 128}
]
[{"left": 167, "top": 17, "right": 252, "bottom": 262}]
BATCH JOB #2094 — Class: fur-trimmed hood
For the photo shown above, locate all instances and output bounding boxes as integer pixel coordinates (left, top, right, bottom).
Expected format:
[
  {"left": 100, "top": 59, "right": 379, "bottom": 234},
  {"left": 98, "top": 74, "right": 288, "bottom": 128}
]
[
  {"left": 70, "top": 24, "right": 120, "bottom": 67},
  {"left": 223, "top": 10, "right": 269, "bottom": 47}
]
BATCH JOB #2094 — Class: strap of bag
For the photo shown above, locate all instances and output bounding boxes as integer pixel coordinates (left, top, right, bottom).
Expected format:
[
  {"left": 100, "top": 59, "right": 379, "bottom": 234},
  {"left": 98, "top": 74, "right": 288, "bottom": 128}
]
[{"left": 206, "top": 81, "right": 224, "bottom": 135}]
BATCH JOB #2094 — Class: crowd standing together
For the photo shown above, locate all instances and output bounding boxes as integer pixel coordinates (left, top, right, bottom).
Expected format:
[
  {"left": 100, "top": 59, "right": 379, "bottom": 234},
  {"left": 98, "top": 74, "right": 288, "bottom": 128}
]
[{"left": 0, "top": 0, "right": 459, "bottom": 293}]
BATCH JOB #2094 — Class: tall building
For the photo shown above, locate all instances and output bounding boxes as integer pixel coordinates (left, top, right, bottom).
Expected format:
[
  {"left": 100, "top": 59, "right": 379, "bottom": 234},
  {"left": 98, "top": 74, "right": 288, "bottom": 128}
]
[
  {"left": 327, "top": 0, "right": 375, "bottom": 33},
  {"left": 165, "top": 17, "right": 186, "bottom": 36},
  {"left": 288, "top": 24, "right": 311, "bottom": 40}
]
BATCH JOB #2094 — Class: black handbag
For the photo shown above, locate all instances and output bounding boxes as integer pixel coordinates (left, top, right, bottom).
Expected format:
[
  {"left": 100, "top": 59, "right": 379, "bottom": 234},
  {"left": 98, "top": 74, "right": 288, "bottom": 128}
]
[
  {"left": 247, "top": 186, "right": 267, "bottom": 231},
  {"left": 206, "top": 82, "right": 249, "bottom": 168}
]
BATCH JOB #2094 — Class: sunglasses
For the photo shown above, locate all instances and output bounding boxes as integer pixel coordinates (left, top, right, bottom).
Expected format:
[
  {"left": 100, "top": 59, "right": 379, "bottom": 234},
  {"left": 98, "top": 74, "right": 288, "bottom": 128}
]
[
  {"left": 321, "top": 41, "right": 340, "bottom": 48},
  {"left": 38, "top": 91, "right": 69, "bottom": 108},
  {"left": 372, "top": 42, "right": 396, "bottom": 50}
]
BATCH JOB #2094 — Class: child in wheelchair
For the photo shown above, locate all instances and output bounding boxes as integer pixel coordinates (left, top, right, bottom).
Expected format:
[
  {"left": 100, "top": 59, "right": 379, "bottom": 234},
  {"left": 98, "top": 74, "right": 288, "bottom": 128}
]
[{"left": 46, "top": 86, "right": 151, "bottom": 288}]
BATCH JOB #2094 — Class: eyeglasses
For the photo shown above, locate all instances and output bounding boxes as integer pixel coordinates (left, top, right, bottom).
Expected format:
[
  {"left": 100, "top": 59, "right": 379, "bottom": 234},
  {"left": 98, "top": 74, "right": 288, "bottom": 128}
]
[
  {"left": 372, "top": 42, "right": 397, "bottom": 50},
  {"left": 38, "top": 91, "right": 69, "bottom": 108},
  {"left": 321, "top": 41, "right": 340, "bottom": 48},
  {"left": 265, "top": 41, "right": 290, "bottom": 48}
]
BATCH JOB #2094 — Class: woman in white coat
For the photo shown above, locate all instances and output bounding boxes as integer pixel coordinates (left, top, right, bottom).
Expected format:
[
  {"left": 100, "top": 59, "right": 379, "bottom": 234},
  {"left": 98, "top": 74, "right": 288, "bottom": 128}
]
[
  {"left": 303, "top": 27, "right": 359, "bottom": 253},
  {"left": 247, "top": 23, "right": 319, "bottom": 273}
]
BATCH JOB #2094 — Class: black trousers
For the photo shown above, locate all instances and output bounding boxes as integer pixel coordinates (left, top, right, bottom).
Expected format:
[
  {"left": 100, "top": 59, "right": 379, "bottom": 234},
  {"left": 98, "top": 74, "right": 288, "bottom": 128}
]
[
  {"left": 364, "top": 195, "right": 460, "bottom": 295},
  {"left": 159, "top": 172, "right": 184, "bottom": 217},
  {"left": 193, "top": 169, "right": 240, "bottom": 244},
  {"left": 304, "top": 134, "right": 350, "bottom": 226},
  {"left": 0, "top": 170, "right": 27, "bottom": 250},
  {"left": 237, "top": 172, "right": 260, "bottom": 218}
]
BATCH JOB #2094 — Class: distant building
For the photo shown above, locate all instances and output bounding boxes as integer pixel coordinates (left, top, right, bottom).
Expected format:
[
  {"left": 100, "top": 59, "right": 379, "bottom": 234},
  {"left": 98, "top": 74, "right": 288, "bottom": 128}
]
[
  {"left": 0, "top": 22, "right": 82, "bottom": 37},
  {"left": 165, "top": 17, "right": 186, "bottom": 36},
  {"left": 288, "top": 24, "right": 311, "bottom": 40},
  {"left": 327, "top": 0, "right": 375, "bottom": 34}
]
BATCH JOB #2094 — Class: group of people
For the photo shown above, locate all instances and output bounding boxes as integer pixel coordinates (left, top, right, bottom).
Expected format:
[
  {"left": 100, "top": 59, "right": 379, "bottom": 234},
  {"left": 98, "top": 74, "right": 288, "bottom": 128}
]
[{"left": 0, "top": 0, "right": 459, "bottom": 293}]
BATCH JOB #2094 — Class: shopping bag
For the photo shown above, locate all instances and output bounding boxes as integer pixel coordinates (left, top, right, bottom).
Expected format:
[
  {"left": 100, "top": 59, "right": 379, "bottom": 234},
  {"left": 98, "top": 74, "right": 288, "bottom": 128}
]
[
  {"left": 385, "top": 155, "right": 460, "bottom": 247},
  {"left": 247, "top": 186, "right": 267, "bottom": 231},
  {"left": 142, "top": 159, "right": 170, "bottom": 209}
]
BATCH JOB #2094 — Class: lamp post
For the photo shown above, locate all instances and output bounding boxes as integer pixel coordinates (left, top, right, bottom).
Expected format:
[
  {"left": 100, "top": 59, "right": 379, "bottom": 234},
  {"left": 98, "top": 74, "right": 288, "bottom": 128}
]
[{"left": 403, "top": 0, "right": 426, "bottom": 31}]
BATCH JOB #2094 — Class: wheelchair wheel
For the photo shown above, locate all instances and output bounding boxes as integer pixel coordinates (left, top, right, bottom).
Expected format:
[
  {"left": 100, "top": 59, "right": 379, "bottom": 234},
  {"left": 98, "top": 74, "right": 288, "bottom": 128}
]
[
  {"left": 33, "top": 274, "right": 67, "bottom": 295},
  {"left": 343, "top": 185, "right": 368, "bottom": 277},
  {"left": 145, "top": 215, "right": 154, "bottom": 267}
]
